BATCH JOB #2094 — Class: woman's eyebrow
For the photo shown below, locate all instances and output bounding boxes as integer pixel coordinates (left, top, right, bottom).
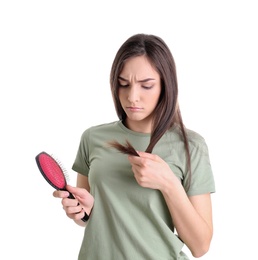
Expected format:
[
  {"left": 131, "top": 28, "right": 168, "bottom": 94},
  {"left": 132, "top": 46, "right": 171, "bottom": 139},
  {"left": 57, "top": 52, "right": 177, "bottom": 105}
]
[
  {"left": 118, "top": 76, "right": 155, "bottom": 83},
  {"left": 118, "top": 76, "right": 128, "bottom": 81}
]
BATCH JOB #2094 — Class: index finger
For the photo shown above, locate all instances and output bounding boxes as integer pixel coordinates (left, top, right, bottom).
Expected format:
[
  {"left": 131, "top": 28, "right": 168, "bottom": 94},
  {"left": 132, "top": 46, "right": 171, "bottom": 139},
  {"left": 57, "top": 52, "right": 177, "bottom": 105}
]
[
  {"left": 137, "top": 151, "right": 161, "bottom": 161},
  {"left": 66, "top": 185, "right": 89, "bottom": 199},
  {"left": 53, "top": 189, "right": 69, "bottom": 198}
]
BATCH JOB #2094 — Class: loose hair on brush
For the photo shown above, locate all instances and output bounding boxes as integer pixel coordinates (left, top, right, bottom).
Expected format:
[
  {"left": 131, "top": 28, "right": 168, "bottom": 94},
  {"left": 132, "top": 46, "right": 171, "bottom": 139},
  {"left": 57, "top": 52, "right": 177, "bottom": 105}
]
[{"left": 109, "top": 33, "right": 191, "bottom": 190}]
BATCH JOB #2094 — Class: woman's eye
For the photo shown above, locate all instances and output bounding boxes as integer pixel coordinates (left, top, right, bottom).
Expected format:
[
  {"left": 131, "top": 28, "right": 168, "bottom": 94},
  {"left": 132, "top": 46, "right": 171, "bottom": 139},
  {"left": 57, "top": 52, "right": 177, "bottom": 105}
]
[
  {"left": 119, "top": 83, "right": 129, "bottom": 88},
  {"left": 142, "top": 85, "right": 153, "bottom": 89}
]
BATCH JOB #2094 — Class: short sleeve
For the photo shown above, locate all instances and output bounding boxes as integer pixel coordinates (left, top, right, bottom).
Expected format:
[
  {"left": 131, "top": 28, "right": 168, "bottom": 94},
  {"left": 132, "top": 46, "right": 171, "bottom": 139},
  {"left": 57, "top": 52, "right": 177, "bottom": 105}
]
[
  {"left": 185, "top": 138, "right": 215, "bottom": 196},
  {"left": 72, "top": 129, "right": 91, "bottom": 176}
]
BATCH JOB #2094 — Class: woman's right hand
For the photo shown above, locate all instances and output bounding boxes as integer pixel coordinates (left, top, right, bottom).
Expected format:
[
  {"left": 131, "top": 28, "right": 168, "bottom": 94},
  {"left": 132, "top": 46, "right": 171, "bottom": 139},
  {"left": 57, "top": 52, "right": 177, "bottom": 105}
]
[{"left": 53, "top": 185, "right": 94, "bottom": 225}]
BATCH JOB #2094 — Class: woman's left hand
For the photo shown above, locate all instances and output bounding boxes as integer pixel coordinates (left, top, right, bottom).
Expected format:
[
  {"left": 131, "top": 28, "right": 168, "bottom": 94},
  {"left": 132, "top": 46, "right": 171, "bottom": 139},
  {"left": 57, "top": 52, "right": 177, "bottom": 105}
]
[{"left": 128, "top": 151, "right": 175, "bottom": 190}]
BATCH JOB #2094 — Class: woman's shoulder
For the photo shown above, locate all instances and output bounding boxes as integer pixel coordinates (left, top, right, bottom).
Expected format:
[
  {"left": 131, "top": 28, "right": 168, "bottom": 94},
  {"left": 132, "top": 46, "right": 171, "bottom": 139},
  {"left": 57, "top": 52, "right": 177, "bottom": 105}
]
[
  {"left": 80, "top": 121, "right": 121, "bottom": 137},
  {"left": 169, "top": 124, "right": 208, "bottom": 149},
  {"left": 185, "top": 128, "right": 205, "bottom": 143},
  {"left": 185, "top": 127, "right": 210, "bottom": 155}
]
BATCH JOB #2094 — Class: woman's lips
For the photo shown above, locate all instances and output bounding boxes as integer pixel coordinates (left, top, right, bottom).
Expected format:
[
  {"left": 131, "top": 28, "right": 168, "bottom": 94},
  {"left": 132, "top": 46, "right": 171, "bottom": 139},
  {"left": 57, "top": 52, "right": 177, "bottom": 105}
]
[{"left": 126, "top": 106, "right": 143, "bottom": 112}]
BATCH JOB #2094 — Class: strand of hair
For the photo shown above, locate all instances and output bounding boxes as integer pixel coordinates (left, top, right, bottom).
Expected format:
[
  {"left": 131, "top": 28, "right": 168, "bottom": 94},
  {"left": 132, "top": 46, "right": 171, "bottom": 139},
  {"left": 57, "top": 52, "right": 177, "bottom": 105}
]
[{"left": 108, "top": 140, "right": 139, "bottom": 156}]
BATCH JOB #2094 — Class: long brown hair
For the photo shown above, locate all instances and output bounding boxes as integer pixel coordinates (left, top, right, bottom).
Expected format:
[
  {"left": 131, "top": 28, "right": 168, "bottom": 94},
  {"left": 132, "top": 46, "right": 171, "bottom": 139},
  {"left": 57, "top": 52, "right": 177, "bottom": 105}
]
[{"left": 109, "top": 34, "right": 191, "bottom": 189}]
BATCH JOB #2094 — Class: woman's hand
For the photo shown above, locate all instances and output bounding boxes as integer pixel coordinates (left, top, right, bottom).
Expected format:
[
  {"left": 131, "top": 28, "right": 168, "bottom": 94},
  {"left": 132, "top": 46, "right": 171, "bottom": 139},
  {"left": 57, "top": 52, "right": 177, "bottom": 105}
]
[
  {"left": 128, "top": 151, "right": 177, "bottom": 191},
  {"left": 53, "top": 185, "right": 94, "bottom": 223}
]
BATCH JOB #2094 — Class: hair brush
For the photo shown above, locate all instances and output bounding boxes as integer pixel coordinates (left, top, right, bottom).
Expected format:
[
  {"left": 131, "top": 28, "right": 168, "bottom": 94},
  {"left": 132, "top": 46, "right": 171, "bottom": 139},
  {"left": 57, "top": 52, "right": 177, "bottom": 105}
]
[{"left": 35, "top": 151, "right": 89, "bottom": 222}]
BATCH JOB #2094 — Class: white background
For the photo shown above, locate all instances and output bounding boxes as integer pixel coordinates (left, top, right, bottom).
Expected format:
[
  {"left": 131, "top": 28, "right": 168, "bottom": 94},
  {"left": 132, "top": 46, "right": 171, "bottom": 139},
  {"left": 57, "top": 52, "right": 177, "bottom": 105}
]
[{"left": 1, "top": 1, "right": 257, "bottom": 259}]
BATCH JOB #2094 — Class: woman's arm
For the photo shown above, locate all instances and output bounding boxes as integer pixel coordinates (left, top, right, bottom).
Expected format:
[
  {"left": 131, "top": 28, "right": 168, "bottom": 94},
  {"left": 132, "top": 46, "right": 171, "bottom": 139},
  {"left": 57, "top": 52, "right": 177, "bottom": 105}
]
[
  {"left": 161, "top": 181, "right": 213, "bottom": 258},
  {"left": 128, "top": 152, "right": 213, "bottom": 258}
]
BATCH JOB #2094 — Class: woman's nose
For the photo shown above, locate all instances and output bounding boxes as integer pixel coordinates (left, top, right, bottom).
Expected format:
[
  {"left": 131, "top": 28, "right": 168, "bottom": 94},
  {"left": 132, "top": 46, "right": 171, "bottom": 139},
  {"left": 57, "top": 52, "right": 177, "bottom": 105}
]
[{"left": 127, "top": 86, "right": 139, "bottom": 103}]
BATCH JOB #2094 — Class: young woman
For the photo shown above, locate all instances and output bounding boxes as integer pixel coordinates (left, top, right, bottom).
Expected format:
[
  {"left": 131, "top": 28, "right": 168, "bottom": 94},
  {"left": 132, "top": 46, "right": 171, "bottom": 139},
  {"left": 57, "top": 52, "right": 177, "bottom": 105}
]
[{"left": 53, "top": 33, "right": 215, "bottom": 259}]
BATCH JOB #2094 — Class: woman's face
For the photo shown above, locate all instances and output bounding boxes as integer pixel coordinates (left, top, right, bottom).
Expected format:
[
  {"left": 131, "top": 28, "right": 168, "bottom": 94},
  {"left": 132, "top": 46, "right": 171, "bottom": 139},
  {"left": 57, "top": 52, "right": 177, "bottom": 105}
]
[{"left": 118, "top": 56, "right": 161, "bottom": 133}]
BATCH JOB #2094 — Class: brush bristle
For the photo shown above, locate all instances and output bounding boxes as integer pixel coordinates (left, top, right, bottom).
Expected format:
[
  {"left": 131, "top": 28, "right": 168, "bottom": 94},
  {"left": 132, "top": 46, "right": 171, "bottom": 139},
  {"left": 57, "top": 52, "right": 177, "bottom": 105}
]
[
  {"left": 108, "top": 140, "right": 139, "bottom": 156},
  {"left": 51, "top": 154, "right": 70, "bottom": 182}
]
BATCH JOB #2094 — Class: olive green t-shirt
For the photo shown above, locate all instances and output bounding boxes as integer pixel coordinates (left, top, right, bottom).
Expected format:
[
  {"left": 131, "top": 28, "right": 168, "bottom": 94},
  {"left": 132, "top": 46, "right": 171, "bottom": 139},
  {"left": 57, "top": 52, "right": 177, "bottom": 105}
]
[{"left": 72, "top": 121, "right": 215, "bottom": 260}]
